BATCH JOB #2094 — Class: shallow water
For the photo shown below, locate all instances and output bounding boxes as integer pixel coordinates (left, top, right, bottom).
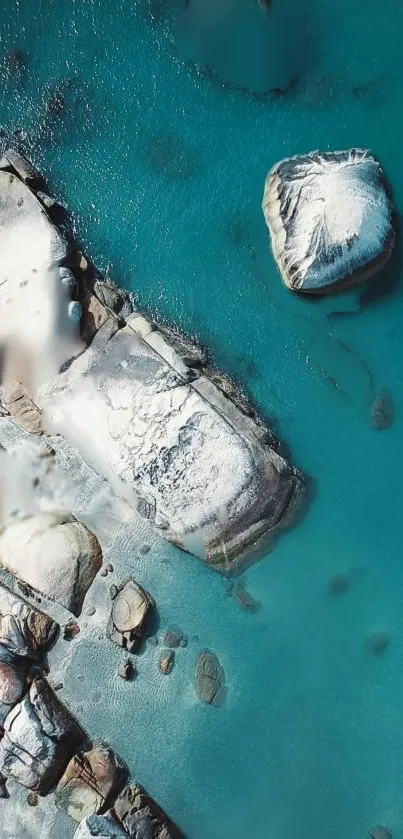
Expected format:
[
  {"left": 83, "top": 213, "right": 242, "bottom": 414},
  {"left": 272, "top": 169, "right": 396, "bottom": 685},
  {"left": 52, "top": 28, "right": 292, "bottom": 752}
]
[{"left": 1, "top": 1, "right": 403, "bottom": 837}]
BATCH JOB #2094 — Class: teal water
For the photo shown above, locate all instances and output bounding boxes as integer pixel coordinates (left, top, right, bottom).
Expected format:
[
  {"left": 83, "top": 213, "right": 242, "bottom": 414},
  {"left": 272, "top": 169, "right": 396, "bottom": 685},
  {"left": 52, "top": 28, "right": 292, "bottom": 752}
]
[{"left": 1, "top": 1, "right": 403, "bottom": 837}]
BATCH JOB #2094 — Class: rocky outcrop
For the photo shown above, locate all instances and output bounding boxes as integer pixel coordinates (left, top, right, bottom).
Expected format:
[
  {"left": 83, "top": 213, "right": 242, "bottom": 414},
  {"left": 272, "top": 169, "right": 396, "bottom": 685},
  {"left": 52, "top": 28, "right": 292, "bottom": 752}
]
[
  {"left": 195, "top": 650, "right": 226, "bottom": 706},
  {"left": 0, "top": 677, "right": 85, "bottom": 794},
  {"left": 107, "top": 579, "right": 154, "bottom": 653},
  {"left": 0, "top": 586, "right": 59, "bottom": 725},
  {"left": 113, "top": 782, "right": 184, "bottom": 839},
  {"left": 371, "top": 389, "right": 396, "bottom": 430},
  {"left": 0, "top": 512, "right": 102, "bottom": 616},
  {"left": 263, "top": 149, "right": 395, "bottom": 294},
  {"left": 0, "top": 382, "right": 44, "bottom": 435},
  {"left": 0, "top": 151, "right": 306, "bottom": 573},
  {"left": 55, "top": 743, "right": 128, "bottom": 821}
]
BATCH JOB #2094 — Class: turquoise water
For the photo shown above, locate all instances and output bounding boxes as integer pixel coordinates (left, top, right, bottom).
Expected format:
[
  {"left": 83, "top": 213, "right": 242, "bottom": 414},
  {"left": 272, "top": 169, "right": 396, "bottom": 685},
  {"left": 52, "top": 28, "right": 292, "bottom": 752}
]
[{"left": 2, "top": 1, "right": 403, "bottom": 837}]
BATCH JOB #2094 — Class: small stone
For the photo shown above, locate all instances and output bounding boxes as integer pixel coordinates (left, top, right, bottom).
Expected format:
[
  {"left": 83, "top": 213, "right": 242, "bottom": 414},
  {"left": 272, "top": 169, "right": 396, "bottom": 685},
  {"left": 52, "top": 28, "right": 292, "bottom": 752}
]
[
  {"left": 86, "top": 605, "right": 96, "bottom": 617},
  {"left": 63, "top": 620, "right": 80, "bottom": 641},
  {"left": 100, "top": 566, "right": 109, "bottom": 578},
  {"left": 369, "top": 828, "right": 393, "bottom": 839},
  {"left": 118, "top": 659, "right": 134, "bottom": 681},
  {"left": 106, "top": 563, "right": 114, "bottom": 573},
  {"left": 164, "top": 627, "right": 186, "bottom": 648},
  {"left": 27, "top": 792, "right": 39, "bottom": 806},
  {"left": 50, "top": 681, "right": 64, "bottom": 692},
  {"left": 0, "top": 773, "right": 8, "bottom": 799},
  {"left": 365, "top": 631, "right": 390, "bottom": 657},
  {"left": 139, "top": 544, "right": 151, "bottom": 556},
  {"left": 328, "top": 572, "right": 350, "bottom": 597},
  {"left": 109, "top": 584, "right": 119, "bottom": 600},
  {"left": 159, "top": 649, "right": 174, "bottom": 674}
]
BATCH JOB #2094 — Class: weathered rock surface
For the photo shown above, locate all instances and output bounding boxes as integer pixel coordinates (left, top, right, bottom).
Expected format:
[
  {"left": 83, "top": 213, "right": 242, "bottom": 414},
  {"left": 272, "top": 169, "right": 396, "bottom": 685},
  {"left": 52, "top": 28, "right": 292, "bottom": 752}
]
[
  {"left": 0, "top": 382, "right": 44, "bottom": 435},
  {"left": 107, "top": 580, "right": 154, "bottom": 653},
  {"left": 195, "top": 650, "right": 226, "bottom": 706},
  {"left": 39, "top": 320, "right": 304, "bottom": 573},
  {"left": 0, "top": 677, "right": 84, "bottom": 794},
  {"left": 369, "top": 828, "right": 393, "bottom": 839},
  {"left": 263, "top": 149, "right": 395, "bottom": 294},
  {"left": 55, "top": 743, "right": 128, "bottom": 821},
  {"left": 163, "top": 628, "right": 187, "bottom": 648},
  {"left": 0, "top": 587, "right": 59, "bottom": 724},
  {"left": 74, "top": 813, "right": 128, "bottom": 839},
  {"left": 113, "top": 782, "right": 184, "bottom": 839},
  {"left": 0, "top": 512, "right": 102, "bottom": 616}
]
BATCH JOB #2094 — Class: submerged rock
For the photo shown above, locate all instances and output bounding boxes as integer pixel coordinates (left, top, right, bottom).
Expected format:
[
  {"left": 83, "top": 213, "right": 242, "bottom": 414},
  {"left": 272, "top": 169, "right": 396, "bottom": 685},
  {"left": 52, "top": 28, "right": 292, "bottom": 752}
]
[
  {"left": 163, "top": 627, "right": 187, "bottom": 648},
  {"left": 371, "top": 389, "right": 396, "bottom": 430},
  {"left": 118, "top": 658, "right": 135, "bottom": 680},
  {"left": 195, "top": 650, "right": 226, "bottom": 706},
  {"left": 327, "top": 572, "right": 350, "bottom": 597},
  {"left": 113, "top": 782, "right": 183, "bottom": 838},
  {"left": 74, "top": 813, "right": 128, "bottom": 839},
  {"left": 106, "top": 580, "right": 154, "bottom": 653},
  {"left": 227, "top": 582, "right": 261, "bottom": 613},
  {"left": 0, "top": 512, "right": 102, "bottom": 616},
  {"left": 0, "top": 677, "right": 84, "bottom": 794},
  {"left": 262, "top": 149, "right": 395, "bottom": 294},
  {"left": 159, "top": 649, "right": 174, "bottom": 674},
  {"left": 369, "top": 828, "right": 393, "bottom": 839},
  {"left": 55, "top": 743, "right": 128, "bottom": 821},
  {"left": 365, "top": 631, "right": 390, "bottom": 657}
]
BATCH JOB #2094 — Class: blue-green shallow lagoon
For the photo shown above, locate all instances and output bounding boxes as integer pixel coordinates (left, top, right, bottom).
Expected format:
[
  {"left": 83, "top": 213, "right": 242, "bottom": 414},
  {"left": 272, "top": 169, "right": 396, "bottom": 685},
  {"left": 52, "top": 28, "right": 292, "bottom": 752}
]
[{"left": 2, "top": 1, "right": 403, "bottom": 837}]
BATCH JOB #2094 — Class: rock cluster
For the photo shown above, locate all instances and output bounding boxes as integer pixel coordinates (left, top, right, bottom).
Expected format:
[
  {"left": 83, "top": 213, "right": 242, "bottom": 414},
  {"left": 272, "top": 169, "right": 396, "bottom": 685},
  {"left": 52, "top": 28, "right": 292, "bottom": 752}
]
[
  {"left": 55, "top": 743, "right": 128, "bottom": 821},
  {"left": 112, "top": 782, "right": 184, "bottom": 838}
]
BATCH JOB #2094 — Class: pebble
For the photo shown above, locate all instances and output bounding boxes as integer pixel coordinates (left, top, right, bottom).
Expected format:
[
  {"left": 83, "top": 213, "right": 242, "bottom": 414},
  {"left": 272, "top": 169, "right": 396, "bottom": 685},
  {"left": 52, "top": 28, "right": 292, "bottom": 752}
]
[
  {"left": 159, "top": 649, "right": 174, "bottom": 674},
  {"left": 106, "top": 562, "right": 114, "bottom": 573},
  {"left": 100, "top": 565, "right": 109, "bottom": 577},
  {"left": 118, "top": 658, "right": 135, "bottom": 680},
  {"left": 86, "top": 605, "right": 96, "bottom": 616},
  {"left": 27, "top": 792, "right": 39, "bottom": 807},
  {"left": 139, "top": 544, "right": 151, "bottom": 555}
]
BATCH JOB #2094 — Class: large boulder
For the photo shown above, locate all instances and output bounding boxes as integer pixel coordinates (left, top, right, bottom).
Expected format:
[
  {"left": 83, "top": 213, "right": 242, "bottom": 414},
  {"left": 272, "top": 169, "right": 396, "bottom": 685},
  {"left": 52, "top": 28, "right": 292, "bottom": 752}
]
[
  {"left": 39, "top": 321, "right": 304, "bottom": 573},
  {"left": 262, "top": 149, "right": 395, "bottom": 294},
  {"left": 107, "top": 580, "right": 154, "bottom": 653},
  {"left": 0, "top": 677, "right": 84, "bottom": 794},
  {"left": 0, "top": 512, "right": 102, "bottom": 616},
  {"left": 55, "top": 743, "right": 128, "bottom": 821}
]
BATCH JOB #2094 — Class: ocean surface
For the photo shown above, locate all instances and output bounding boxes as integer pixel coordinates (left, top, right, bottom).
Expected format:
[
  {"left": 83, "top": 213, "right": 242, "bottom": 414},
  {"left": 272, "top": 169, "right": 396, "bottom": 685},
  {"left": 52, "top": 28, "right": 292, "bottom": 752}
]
[{"left": 1, "top": 1, "right": 403, "bottom": 837}]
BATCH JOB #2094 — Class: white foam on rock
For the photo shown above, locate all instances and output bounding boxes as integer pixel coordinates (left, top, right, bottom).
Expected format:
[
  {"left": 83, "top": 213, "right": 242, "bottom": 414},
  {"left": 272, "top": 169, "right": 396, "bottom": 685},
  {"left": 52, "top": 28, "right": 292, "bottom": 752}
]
[{"left": 262, "top": 149, "right": 395, "bottom": 293}]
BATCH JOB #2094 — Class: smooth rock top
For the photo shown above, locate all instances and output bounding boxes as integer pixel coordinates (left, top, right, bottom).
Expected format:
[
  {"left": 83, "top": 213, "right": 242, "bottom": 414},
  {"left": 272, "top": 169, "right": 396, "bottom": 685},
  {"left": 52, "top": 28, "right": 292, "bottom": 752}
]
[
  {"left": 262, "top": 149, "right": 395, "bottom": 294},
  {"left": 55, "top": 743, "right": 128, "bottom": 821},
  {"left": 0, "top": 512, "right": 102, "bottom": 616},
  {"left": 107, "top": 580, "right": 154, "bottom": 653}
]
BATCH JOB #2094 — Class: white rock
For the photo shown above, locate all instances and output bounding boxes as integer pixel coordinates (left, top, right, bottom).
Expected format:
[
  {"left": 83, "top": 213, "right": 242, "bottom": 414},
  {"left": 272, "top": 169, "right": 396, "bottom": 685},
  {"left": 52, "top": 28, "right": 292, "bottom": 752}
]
[
  {"left": 74, "top": 814, "right": 127, "bottom": 839},
  {"left": 0, "top": 512, "right": 102, "bottom": 616},
  {"left": 262, "top": 148, "right": 395, "bottom": 294},
  {"left": 39, "top": 322, "right": 304, "bottom": 572}
]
